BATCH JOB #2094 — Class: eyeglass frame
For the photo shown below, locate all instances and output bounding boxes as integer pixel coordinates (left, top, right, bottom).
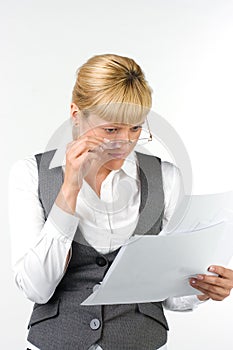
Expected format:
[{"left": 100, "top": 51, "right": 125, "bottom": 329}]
[{"left": 81, "top": 115, "right": 153, "bottom": 145}]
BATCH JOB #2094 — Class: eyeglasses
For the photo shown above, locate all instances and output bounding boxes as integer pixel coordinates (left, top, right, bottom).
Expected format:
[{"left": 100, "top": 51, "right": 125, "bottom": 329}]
[
  {"left": 135, "top": 117, "right": 153, "bottom": 145},
  {"left": 85, "top": 116, "right": 153, "bottom": 147}
]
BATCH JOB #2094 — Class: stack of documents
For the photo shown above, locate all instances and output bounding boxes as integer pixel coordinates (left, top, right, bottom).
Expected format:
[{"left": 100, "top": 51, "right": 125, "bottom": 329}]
[{"left": 82, "top": 191, "right": 233, "bottom": 306}]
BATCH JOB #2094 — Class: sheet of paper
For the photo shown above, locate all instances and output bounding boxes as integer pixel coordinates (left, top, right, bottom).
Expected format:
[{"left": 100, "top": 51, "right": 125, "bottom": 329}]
[
  {"left": 164, "top": 190, "right": 233, "bottom": 233},
  {"left": 81, "top": 220, "right": 233, "bottom": 305}
]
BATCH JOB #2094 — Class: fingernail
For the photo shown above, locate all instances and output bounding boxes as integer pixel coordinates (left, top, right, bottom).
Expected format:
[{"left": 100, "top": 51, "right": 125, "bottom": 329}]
[
  {"left": 209, "top": 266, "right": 215, "bottom": 272},
  {"left": 191, "top": 279, "right": 196, "bottom": 284}
]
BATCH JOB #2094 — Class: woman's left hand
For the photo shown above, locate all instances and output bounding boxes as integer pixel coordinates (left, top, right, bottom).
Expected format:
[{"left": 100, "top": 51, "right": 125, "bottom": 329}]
[{"left": 189, "top": 265, "right": 233, "bottom": 301}]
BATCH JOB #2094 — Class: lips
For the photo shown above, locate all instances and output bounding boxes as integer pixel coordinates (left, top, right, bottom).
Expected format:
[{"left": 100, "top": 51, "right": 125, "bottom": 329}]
[{"left": 108, "top": 152, "right": 127, "bottom": 159}]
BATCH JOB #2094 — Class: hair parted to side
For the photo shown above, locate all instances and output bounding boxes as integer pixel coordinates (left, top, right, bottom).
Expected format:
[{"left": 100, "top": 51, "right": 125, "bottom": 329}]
[{"left": 72, "top": 53, "right": 153, "bottom": 124}]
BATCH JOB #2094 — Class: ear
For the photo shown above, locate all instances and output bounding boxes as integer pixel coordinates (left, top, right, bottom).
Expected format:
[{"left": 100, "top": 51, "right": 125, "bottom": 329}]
[{"left": 70, "top": 103, "right": 80, "bottom": 125}]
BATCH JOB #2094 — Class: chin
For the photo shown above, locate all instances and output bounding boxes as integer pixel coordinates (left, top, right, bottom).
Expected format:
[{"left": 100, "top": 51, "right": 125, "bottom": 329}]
[{"left": 104, "top": 158, "right": 125, "bottom": 170}]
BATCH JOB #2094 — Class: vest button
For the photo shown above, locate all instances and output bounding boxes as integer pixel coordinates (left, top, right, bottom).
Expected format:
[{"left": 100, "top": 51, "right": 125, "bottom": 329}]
[
  {"left": 90, "top": 318, "right": 101, "bottom": 330},
  {"left": 96, "top": 257, "right": 107, "bottom": 267}
]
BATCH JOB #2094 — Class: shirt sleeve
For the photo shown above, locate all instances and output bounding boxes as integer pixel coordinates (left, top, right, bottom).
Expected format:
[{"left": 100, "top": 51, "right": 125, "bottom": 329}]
[
  {"left": 8, "top": 155, "right": 79, "bottom": 304},
  {"left": 161, "top": 160, "right": 185, "bottom": 229},
  {"left": 161, "top": 161, "right": 208, "bottom": 311},
  {"left": 162, "top": 295, "right": 206, "bottom": 311}
]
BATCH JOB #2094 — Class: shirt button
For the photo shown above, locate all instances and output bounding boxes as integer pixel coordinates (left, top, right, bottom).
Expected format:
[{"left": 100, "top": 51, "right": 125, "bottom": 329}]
[
  {"left": 90, "top": 318, "right": 101, "bottom": 330},
  {"left": 96, "top": 257, "right": 107, "bottom": 267}
]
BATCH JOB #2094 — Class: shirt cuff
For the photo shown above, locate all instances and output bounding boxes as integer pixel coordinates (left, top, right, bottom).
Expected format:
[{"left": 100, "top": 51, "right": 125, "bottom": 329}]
[
  {"left": 163, "top": 294, "right": 209, "bottom": 312},
  {"left": 47, "top": 202, "right": 80, "bottom": 241},
  {"left": 183, "top": 294, "right": 209, "bottom": 308}
]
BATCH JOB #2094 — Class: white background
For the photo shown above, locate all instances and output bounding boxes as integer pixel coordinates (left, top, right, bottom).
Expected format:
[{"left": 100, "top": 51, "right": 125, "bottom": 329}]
[{"left": 1, "top": 0, "right": 233, "bottom": 349}]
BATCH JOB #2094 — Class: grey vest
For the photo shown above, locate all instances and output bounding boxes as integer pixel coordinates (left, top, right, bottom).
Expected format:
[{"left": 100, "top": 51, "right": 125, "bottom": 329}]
[{"left": 27, "top": 149, "right": 169, "bottom": 350}]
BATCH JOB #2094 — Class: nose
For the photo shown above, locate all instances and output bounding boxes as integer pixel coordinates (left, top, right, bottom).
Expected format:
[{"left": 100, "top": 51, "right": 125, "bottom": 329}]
[{"left": 116, "top": 128, "right": 131, "bottom": 141}]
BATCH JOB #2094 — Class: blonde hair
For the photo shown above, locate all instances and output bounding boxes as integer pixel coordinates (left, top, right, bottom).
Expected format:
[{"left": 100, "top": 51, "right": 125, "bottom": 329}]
[{"left": 72, "top": 53, "right": 152, "bottom": 124}]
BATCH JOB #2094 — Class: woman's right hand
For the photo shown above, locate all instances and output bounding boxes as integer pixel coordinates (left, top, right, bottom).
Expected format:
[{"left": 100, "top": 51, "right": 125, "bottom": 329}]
[
  {"left": 56, "top": 135, "right": 106, "bottom": 215},
  {"left": 63, "top": 134, "right": 106, "bottom": 194}
]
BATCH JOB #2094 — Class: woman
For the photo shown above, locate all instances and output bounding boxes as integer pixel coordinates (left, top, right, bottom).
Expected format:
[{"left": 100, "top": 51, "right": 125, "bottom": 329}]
[{"left": 9, "top": 54, "right": 233, "bottom": 350}]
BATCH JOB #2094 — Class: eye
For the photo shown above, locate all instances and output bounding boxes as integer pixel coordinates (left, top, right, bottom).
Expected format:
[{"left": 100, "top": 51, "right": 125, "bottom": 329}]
[
  {"left": 131, "top": 125, "right": 142, "bottom": 132},
  {"left": 103, "top": 128, "right": 118, "bottom": 134}
]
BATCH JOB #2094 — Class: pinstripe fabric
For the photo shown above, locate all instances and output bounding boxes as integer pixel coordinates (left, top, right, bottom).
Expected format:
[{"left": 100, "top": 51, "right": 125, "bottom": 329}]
[{"left": 27, "top": 150, "right": 168, "bottom": 350}]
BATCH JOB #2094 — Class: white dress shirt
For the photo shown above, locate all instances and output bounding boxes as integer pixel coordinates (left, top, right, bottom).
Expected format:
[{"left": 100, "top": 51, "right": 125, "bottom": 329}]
[{"left": 8, "top": 149, "right": 204, "bottom": 350}]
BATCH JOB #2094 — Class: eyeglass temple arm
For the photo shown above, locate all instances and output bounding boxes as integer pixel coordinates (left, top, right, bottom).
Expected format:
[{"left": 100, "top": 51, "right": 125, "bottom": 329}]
[{"left": 145, "top": 116, "right": 153, "bottom": 141}]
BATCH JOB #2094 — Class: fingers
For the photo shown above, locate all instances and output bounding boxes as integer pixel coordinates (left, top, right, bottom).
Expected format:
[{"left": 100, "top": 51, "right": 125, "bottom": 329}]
[
  {"left": 67, "top": 136, "right": 105, "bottom": 153},
  {"left": 193, "top": 284, "right": 229, "bottom": 301},
  {"left": 197, "top": 294, "right": 210, "bottom": 301},
  {"left": 66, "top": 136, "right": 105, "bottom": 163},
  {"left": 208, "top": 265, "right": 233, "bottom": 280},
  {"left": 192, "top": 274, "right": 233, "bottom": 289},
  {"left": 190, "top": 279, "right": 231, "bottom": 300},
  {"left": 189, "top": 265, "right": 233, "bottom": 301},
  {"left": 63, "top": 136, "right": 107, "bottom": 191},
  {"left": 194, "top": 284, "right": 230, "bottom": 301}
]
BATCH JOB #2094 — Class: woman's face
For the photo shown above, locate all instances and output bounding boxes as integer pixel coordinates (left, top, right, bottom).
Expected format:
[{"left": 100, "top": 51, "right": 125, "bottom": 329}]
[
  {"left": 83, "top": 113, "right": 143, "bottom": 171},
  {"left": 72, "top": 108, "right": 144, "bottom": 172}
]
